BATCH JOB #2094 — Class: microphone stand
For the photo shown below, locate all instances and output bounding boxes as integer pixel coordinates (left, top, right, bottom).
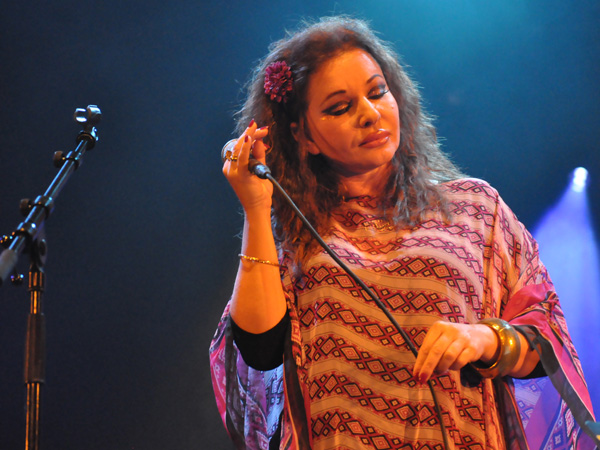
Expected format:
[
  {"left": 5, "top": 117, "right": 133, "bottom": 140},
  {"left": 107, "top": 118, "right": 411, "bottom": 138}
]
[{"left": 0, "top": 105, "right": 101, "bottom": 450}]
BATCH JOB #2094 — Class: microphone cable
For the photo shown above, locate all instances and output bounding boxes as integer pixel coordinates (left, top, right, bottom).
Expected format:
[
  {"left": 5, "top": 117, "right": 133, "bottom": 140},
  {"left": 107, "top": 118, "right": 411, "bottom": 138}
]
[{"left": 248, "top": 159, "right": 452, "bottom": 450}]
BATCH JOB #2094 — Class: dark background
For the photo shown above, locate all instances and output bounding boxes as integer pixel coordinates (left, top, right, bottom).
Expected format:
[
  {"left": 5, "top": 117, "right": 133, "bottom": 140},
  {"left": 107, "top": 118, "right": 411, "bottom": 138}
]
[{"left": 1, "top": 1, "right": 598, "bottom": 449}]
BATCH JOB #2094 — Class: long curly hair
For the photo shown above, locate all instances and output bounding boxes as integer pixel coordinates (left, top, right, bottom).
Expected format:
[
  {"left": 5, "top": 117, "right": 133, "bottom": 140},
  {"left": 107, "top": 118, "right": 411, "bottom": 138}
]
[{"left": 235, "top": 16, "right": 463, "bottom": 269}]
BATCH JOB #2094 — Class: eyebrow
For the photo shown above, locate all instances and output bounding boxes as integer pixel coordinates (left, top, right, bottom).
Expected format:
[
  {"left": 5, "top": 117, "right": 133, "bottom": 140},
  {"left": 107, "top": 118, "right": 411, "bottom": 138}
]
[{"left": 320, "top": 74, "right": 384, "bottom": 105}]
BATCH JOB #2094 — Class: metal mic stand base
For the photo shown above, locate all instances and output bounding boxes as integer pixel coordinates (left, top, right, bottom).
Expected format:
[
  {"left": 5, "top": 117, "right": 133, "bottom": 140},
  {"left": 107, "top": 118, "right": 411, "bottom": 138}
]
[{"left": 24, "top": 240, "right": 47, "bottom": 450}]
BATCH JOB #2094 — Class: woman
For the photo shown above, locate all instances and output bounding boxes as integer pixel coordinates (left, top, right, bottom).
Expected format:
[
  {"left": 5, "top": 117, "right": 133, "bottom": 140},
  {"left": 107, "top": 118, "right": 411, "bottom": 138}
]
[{"left": 210, "top": 17, "right": 596, "bottom": 450}]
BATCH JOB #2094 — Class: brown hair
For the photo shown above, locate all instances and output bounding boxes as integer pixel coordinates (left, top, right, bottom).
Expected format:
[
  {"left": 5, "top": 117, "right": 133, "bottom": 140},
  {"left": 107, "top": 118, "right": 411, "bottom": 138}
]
[{"left": 235, "top": 16, "right": 463, "bottom": 268}]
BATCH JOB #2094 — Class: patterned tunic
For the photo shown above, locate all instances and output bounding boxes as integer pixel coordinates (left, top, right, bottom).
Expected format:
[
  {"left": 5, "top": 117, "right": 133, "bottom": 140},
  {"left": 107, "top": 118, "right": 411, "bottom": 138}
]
[{"left": 210, "top": 178, "right": 596, "bottom": 450}]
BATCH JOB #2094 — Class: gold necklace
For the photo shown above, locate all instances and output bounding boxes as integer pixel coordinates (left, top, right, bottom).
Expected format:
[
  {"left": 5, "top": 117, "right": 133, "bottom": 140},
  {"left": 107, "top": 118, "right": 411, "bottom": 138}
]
[{"left": 361, "top": 218, "right": 394, "bottom": 231}]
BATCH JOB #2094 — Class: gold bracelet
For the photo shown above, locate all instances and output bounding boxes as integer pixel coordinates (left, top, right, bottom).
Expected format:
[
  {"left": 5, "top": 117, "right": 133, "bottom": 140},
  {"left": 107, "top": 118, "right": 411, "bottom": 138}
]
[
  {"left": 469, "top": 318, "right": 521, "bottom": 378},
  {"left": 238, "top": 253, "right": 279, "bottom": 267}
]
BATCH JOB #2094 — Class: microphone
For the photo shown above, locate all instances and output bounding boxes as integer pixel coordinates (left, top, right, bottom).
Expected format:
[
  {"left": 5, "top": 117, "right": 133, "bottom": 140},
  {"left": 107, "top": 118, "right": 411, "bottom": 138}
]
[
  {"left": 220, "top": 139, "right": 236, "bottom": 163},
  {"left": 221, "top": 139, "right": 271, "bottom": 180},
  {"left": 248, "top": 159, "right": 271, "bottom": 179}
]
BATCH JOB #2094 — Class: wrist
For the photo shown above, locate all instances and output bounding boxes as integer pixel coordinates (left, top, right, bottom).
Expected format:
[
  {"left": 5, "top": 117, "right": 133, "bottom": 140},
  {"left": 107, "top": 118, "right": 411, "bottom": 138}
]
[
  {"left": 243, "top": 204, "right": 272, "bottom": 222},
  {"left": 476, "top": 323, "right": 501, "bottom": 364},
  {"left": 470, "top": 319, "right": 521, "bottom": 378}
]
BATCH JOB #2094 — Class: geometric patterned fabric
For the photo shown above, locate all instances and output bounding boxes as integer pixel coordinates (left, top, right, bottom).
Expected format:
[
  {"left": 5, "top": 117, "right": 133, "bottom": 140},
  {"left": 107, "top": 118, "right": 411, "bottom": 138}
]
[
  {"left": 209, "top": 178, "right": 595, "bottom": 450},
  {"left": 288, "top": 179, "right": 508, "bottom": 449}
]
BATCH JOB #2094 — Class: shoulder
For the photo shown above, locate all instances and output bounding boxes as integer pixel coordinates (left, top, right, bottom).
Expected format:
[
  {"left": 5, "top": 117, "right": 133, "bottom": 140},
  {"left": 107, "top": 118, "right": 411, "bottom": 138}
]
[
  {"left": 440, "top": 178, "right": 526, "bottom": 230},
  {"left": 440, "top": 177, "right": 501, "bottom": 203}
]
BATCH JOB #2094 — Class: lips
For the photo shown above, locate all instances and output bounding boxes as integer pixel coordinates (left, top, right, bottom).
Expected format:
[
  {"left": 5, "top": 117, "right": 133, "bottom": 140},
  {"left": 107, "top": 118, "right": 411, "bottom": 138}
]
[{"left": 359, "top": 130, "right": 391, "bottom": 147}]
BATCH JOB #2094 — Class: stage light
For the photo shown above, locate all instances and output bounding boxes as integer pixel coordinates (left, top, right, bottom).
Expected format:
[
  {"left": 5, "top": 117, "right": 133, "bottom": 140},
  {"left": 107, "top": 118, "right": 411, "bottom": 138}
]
[
  {"left": 571, "top": 167, "right": 588, "bottom": 192},
  {"left": 533, "top": 167, "right": 599, "bottom": 415}
]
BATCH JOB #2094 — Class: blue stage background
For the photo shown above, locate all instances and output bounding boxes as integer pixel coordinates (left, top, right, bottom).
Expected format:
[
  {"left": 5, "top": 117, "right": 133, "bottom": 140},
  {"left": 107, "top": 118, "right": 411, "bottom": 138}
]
[{"left": 1, "top": 1, "right": 598, "bottom": 448}]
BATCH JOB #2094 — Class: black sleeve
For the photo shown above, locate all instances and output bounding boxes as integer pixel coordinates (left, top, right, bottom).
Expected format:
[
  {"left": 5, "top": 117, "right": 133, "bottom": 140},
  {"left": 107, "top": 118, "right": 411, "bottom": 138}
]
[
  {"left": 514, "top": 324, "right": 547, "bottom": 379},
  {"left": 230, "top": 312, "right": 290, "bottom": 371}
]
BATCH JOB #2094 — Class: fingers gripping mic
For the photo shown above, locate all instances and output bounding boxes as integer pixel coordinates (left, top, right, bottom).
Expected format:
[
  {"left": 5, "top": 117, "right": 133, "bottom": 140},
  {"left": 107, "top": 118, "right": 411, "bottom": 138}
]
[
  {"left": 248, "top": 159, "right": 271, "bottom": 179},
  {"left": 221, "top": 139, "right": 271, "bottom": 180}
]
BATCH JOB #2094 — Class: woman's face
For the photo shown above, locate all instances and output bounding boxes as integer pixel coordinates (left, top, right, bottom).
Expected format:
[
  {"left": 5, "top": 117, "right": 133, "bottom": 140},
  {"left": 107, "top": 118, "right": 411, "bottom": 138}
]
[{"left": 295, "top": 48, "right": 400, "bottom": 182}]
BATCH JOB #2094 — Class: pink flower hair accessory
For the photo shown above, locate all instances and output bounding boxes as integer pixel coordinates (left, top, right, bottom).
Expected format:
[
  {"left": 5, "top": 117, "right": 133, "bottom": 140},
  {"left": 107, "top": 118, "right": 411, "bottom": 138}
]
[{"left": 264, "top": 60, "right": 293, "bottom": 103}]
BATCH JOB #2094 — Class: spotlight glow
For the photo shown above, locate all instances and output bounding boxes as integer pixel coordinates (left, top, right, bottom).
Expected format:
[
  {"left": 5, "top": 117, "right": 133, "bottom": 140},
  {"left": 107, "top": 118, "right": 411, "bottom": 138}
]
[
  {"left": 533, "top": 169, "right": 599, "bottom": 420},
  {"left": 571, "top": 167, "right": 588, "bottom": 192}
]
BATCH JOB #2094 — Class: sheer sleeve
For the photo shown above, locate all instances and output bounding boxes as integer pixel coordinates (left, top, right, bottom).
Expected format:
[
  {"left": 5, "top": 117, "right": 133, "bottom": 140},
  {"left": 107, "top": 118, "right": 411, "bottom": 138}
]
[
  {"left": 209, "top": 254, "right": 310, "bottom": 450},
  {"left": 479, "top": 181, "right": 597, "bottom": 449}
]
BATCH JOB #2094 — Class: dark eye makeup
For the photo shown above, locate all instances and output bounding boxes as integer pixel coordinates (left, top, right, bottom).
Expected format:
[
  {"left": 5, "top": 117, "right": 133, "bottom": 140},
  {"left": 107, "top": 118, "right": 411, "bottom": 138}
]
[{"left": 322, "top": 84, "right": 389, "bottom": 116}]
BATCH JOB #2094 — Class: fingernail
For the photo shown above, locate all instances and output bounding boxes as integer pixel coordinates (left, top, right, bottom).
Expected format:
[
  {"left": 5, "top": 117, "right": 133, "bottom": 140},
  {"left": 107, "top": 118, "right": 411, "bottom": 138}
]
[
  {"left": 244, "top": 135, "right": 249, "bottom": 143},
  {"left": 248, "top": 119, "right": 255, "bottom": 128},
  {"left": 419, "top": 373, "right": 428, "bottom": 384},
  {"left": 257, "top": 126, "right": 268, "bottom": 131}
]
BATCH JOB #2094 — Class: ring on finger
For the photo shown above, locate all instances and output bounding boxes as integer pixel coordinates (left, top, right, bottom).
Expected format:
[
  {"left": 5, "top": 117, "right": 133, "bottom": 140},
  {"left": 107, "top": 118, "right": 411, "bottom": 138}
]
[
  {"left": 221, "top": 139, "right": 238, "bottom": 163},
  {"left": 223, "top": 149, "right": 239, "bottom": 162}
]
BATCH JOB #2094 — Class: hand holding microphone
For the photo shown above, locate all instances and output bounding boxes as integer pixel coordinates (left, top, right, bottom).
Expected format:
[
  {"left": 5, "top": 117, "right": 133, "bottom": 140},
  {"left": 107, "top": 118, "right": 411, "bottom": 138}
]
[
  {"left": 221, "top": 120, "right": 273, "bottom": 212},
  {"left": 221, "top": 138, "right": 271, "bottom": 179}
]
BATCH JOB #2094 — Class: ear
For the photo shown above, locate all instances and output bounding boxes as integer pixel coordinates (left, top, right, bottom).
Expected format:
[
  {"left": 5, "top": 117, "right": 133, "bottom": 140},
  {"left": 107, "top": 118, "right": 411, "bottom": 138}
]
[{"left": 290, "top": 119, "right": 320, "bottom": 155}]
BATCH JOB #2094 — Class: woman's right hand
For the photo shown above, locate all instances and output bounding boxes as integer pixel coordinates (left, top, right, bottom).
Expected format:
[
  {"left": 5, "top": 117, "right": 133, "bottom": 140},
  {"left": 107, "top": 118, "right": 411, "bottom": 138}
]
[
  {"left": 223, "top": 120, "right": 287, "bottom": 334},
  {"left": 222, "top": 120, "right": 272, "bottom": 213}
]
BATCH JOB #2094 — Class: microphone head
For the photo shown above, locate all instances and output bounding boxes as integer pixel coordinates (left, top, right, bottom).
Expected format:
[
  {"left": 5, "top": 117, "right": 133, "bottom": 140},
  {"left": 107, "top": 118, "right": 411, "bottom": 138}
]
[
  {"left": 221, "top": 139, "right": 237, "bottom": 162},
  {"left": 221, "top": 138, "right": 271, "bottom": 179}
]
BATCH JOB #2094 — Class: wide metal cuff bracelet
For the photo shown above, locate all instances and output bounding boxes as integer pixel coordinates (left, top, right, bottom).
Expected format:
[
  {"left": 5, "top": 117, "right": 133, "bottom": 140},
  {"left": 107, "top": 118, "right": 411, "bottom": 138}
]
[{"left": 470, "top": 318, "right": 521, "bottom": 378}]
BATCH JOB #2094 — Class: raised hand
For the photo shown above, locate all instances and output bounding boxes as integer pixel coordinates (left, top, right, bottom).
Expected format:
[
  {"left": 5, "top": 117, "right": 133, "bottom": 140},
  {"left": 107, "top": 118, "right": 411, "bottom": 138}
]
[{"left": 222, "top": 120, "right": 272, "bottom": 212}]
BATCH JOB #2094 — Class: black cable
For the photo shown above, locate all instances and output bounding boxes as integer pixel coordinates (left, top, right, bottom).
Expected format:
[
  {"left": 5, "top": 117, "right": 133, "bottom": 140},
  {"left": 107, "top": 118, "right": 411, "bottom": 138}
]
[{"left": 250, "top": 160, "right": 451, "bottom": 450}]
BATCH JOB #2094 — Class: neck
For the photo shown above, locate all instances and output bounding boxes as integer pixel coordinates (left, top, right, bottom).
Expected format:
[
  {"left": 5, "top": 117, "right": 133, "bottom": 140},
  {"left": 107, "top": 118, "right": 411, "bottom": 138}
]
[{"left": 339, "top": 165, "right": 391, "bottom": 198}]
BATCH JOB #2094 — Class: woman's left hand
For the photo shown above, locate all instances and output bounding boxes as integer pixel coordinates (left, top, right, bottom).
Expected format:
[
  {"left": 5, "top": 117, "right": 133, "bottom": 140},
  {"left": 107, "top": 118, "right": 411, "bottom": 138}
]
[{"left": 412, "top": 321, "right": 498, "bottom": 384}]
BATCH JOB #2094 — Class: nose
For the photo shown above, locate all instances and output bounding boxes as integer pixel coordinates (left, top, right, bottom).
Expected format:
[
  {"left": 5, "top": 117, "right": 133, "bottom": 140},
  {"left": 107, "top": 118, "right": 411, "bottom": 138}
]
[{"left": 357, "top": 97, "right": 381, "bottom": 128}]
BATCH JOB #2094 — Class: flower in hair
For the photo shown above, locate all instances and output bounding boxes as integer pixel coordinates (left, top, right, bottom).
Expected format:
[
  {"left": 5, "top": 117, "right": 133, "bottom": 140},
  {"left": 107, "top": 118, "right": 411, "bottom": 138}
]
[{"left": 264, "top": 60, "right": 293, "bottom": 103}]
